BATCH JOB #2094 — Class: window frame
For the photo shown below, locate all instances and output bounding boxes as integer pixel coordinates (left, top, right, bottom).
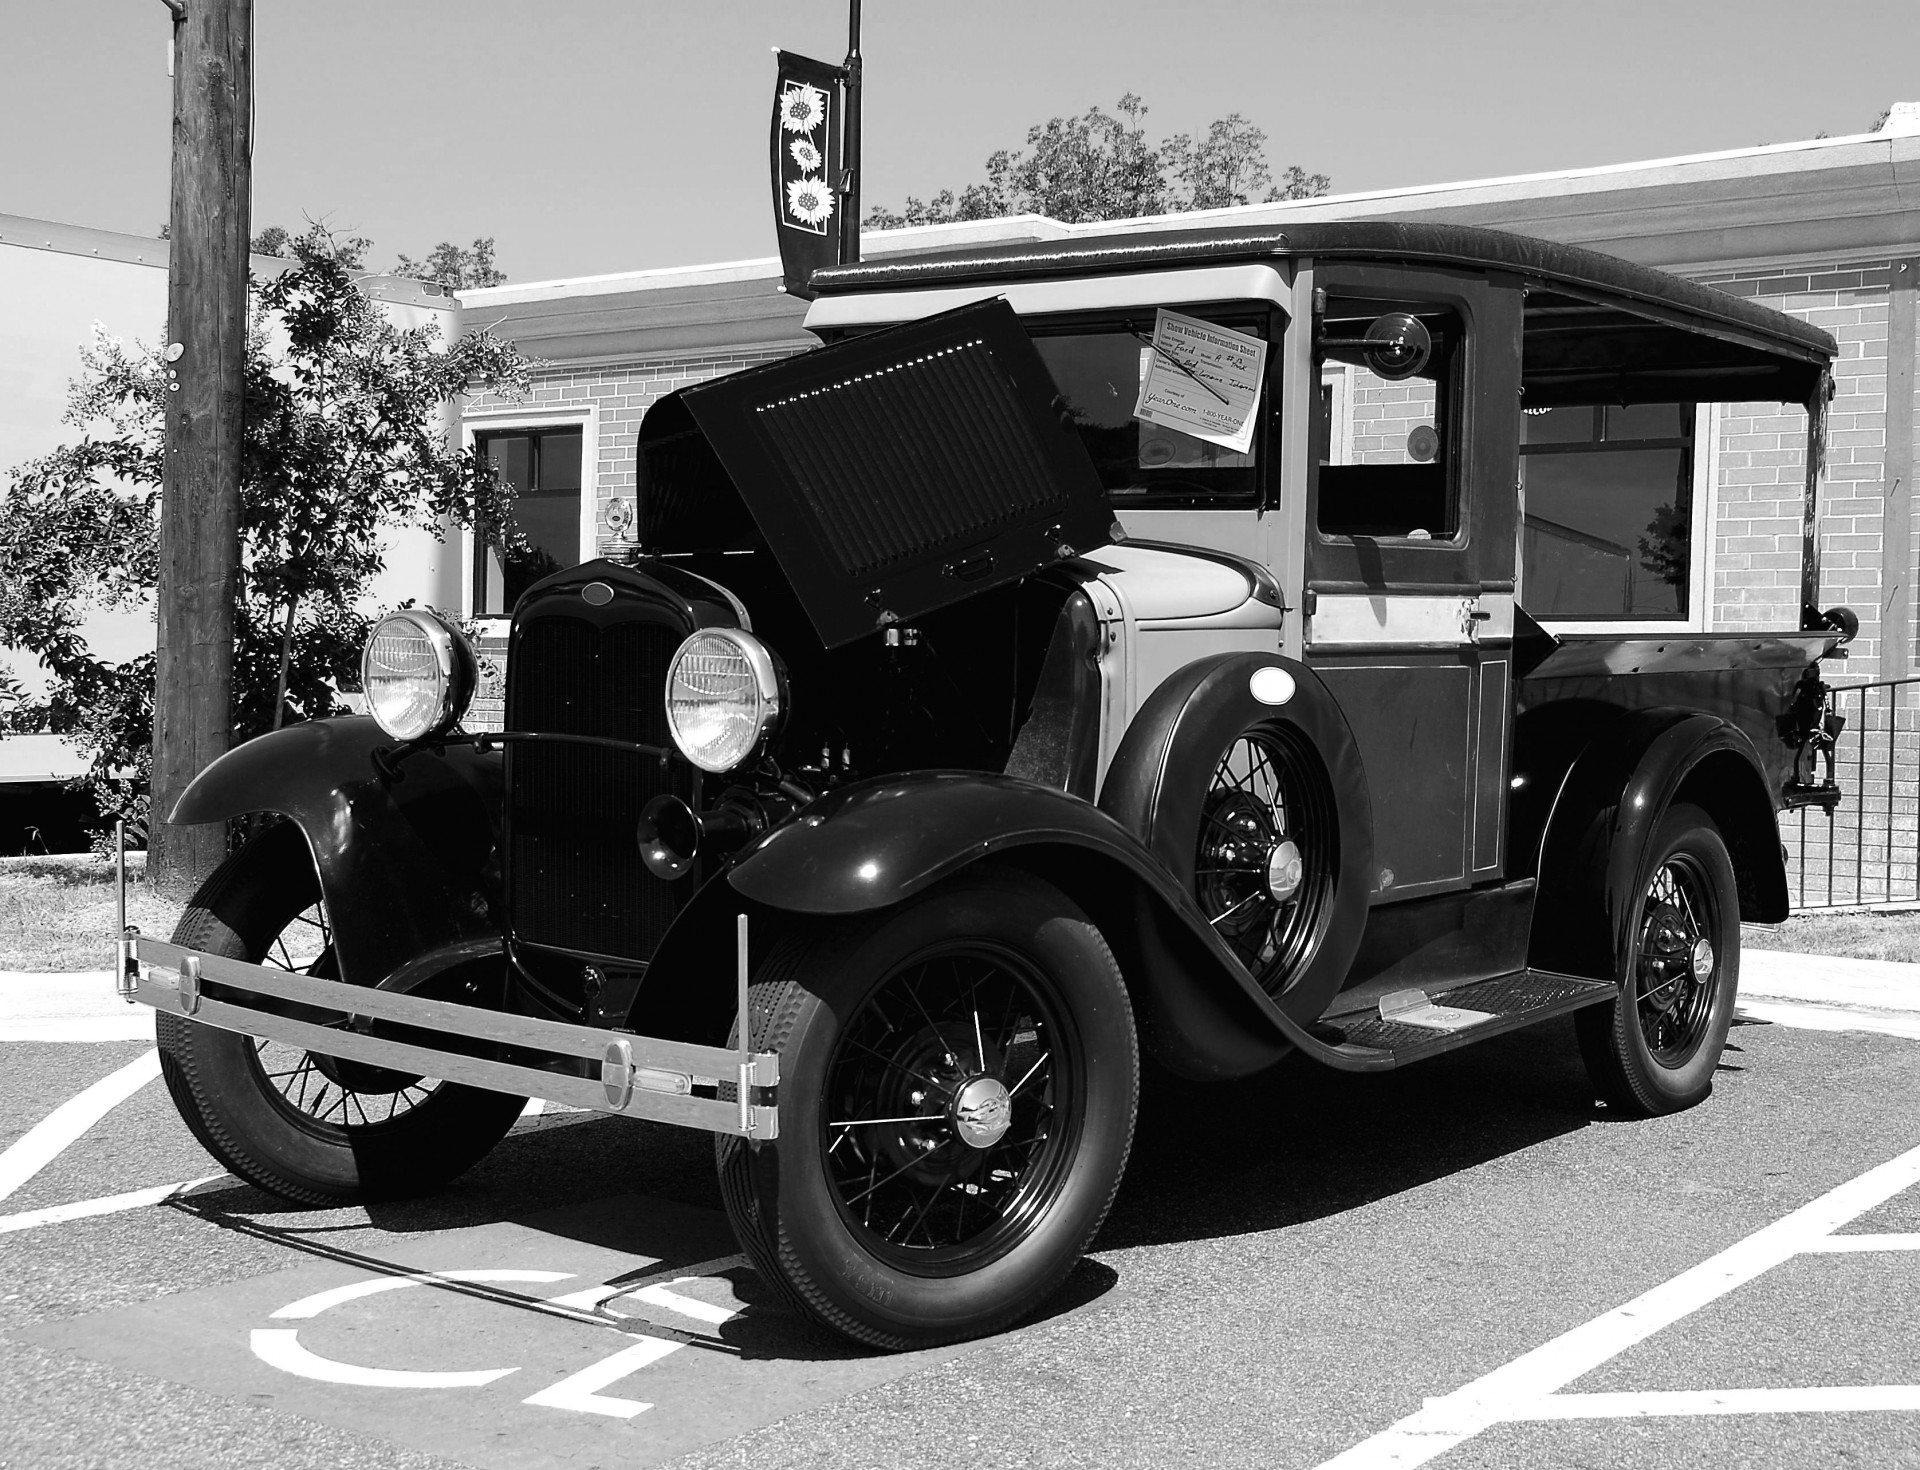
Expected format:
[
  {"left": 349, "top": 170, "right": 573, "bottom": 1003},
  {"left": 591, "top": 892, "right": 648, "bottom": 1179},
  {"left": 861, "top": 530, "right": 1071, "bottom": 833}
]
[
  {"left": 460, "top": 402, "right": 599, "bottom": 624},
  {"left": 1522, "top": 402, "right": 1716, "bottom": 635}
]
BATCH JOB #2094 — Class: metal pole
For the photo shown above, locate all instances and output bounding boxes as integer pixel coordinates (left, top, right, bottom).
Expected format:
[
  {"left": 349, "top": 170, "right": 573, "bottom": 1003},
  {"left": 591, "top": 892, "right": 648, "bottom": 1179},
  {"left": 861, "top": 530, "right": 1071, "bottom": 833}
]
[{"left": 838, "top": 0, "right": 861, "bottom": 265}]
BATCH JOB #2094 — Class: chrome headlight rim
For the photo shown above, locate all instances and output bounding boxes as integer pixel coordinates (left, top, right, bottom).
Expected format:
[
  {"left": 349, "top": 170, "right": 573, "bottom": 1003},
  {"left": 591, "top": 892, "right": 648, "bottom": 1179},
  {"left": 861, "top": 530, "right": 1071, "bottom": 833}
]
[
  {"left": 664, "top": 627, "right": 784, "bottom": 774},
  {"left": 360, "top": 608, "right": 478, "bottom": 743}
]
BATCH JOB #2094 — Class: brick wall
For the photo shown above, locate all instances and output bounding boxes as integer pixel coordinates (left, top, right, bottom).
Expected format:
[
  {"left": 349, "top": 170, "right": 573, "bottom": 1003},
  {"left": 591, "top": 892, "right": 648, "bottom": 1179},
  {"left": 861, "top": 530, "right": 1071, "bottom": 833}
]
[{"left": 1697, "top": 262, "right": 1893, "bottom": 670}]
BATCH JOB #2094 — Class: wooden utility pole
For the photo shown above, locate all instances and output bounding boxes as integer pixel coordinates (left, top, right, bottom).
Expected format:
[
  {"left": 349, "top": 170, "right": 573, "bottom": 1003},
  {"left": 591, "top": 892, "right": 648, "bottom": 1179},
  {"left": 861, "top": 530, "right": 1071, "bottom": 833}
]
[{"left": 152, "top": 0, "right": 251, "bottom": 893}]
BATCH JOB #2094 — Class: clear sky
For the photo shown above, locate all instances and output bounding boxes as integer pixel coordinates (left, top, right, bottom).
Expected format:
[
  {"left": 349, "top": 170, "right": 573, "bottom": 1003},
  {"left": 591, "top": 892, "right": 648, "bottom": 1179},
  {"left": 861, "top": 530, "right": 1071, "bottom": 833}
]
[{"left": 4, "top": 0, "right": 1916, "bottom": 285}]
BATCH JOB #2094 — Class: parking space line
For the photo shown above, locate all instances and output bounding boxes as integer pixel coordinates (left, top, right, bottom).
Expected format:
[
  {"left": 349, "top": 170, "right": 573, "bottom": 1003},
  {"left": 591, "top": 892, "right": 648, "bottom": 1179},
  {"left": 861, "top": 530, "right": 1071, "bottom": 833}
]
[
  {"left": 1313, "top": 1139, "right": 1920, "bottom": 1469},
  {"left": 0, "top": 1048, "right": 161, "bottom": 1201},
  {"left": 1513, "top": 1386, "right": 1920, "bottom": 1419},
  {"left": 1803, "top": 1233, "right": 1920, "bottom": 1253},
  {"left": 0, "top": 1173, "right": 229, "bottom": 1234}
]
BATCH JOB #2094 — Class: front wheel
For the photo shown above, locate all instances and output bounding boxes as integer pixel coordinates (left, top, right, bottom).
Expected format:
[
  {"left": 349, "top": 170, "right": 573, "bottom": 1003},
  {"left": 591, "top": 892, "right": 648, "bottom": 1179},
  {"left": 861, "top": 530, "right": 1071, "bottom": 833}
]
[
  {"left": 718, "top": 871, "right": 1138, "bottom": 1350},
  {"left": 1576, "top": 803, "right": 1741, "bottom": 1117},
  {"left": 156, "top": 822, "right": 526, "bottom": 1205}
]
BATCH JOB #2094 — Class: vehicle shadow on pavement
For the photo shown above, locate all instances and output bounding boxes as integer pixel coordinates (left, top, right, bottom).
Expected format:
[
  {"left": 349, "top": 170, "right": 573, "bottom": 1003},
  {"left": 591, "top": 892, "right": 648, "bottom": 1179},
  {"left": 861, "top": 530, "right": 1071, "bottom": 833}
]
[{"left": 1100, "top": 1016, "right": 1600, "bottom": 1251}]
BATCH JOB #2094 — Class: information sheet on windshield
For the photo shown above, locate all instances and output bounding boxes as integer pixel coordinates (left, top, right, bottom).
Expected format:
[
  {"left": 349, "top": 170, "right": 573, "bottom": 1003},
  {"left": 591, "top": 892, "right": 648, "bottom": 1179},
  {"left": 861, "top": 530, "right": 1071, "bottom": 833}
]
[{"left": 1132, "top": 309, "right": 1267, "bottom": 455}]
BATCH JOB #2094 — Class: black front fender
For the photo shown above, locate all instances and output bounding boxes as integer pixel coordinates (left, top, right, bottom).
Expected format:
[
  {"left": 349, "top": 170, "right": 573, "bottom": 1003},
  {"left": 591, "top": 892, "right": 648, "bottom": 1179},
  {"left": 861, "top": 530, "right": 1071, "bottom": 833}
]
[
  {"left": 724, "top": 771, "right": 1322, "bottom": 1079},
  {"left": 170, "top": 718, "right": 502, "bottom": 991}
]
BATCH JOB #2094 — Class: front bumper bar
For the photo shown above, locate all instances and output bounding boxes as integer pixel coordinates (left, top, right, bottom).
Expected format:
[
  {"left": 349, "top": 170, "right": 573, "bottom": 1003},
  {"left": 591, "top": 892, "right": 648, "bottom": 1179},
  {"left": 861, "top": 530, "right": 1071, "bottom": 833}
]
[{"left": 118, "top": 933, "right": 779, "bottom": 1139}]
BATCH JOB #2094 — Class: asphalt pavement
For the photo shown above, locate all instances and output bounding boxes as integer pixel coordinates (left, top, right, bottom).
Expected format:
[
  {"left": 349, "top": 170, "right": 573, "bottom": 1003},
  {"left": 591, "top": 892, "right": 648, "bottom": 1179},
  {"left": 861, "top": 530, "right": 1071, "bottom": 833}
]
[{"left": 4, "top": 953, "right": 1920, "bottom": 1470}]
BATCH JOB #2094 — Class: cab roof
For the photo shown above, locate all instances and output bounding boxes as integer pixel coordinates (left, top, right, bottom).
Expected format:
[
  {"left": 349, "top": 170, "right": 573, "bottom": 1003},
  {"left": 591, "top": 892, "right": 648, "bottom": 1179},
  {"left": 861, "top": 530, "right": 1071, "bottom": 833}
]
[{"left": 809, "top": 220, "right": 1836, "bottom": 367}]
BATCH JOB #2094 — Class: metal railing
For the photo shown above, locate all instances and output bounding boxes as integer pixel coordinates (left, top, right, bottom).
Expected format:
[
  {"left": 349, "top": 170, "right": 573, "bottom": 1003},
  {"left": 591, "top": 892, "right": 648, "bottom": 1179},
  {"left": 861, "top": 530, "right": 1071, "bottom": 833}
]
[{"left": 1786, "top": 675, "right": 1920, "bottom": 911}]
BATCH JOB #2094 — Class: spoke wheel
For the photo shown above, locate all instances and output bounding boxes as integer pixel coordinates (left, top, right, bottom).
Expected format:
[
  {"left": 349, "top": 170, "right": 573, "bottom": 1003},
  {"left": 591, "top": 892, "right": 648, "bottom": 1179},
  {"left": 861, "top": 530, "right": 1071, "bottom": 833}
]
[
  {"left": 1194, "top": 724, "right": 1337, "bottom": 995},
  {"left": 240, "top": 898, "right": 444, "bottom": 1132},
  {"left": 156, "top": 822, "right": 526, "bottom": 1205},
  {"left": 1576, "top": 803, "right": 1740, "bottom": 1117},
  {"left": 718, "top": 870, "right": 1137, "bottom": 1351},
  {"left": 824, "top": 946, "right": 1073, "bottom": 1273}
]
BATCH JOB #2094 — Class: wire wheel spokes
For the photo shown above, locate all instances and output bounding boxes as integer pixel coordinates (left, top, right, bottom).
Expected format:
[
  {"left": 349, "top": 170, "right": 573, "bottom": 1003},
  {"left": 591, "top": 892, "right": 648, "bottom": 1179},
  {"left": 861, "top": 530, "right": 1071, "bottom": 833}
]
[
  {"left": 1195, "top": 725, "right": 1335, "bottom": 995},
  {"left": 1634, "top": 855, "right": 1718, "bottom": 1066},
  {"left": 823, "top": 947, "right": 1074, "bottom": 1273},
  {"left": 249, "top": 897, "right": 443, "bottom": 1128}
]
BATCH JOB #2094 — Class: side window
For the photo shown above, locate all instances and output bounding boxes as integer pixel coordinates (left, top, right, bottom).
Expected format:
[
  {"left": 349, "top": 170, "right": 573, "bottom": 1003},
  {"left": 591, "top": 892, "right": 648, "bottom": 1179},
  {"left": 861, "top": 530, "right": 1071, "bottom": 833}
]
[
  {"left": 1314, "top": 300, "right": 1464, "bottom": 540},
  {"left": 1520, "top": 403, "right": 1694, "bottom": 620},
  {"left": 473, "top": 427, "right": 584, "bottom": 614},
  {"left": 1029, "top": 311, "right": 1268, "bottom": 507}
]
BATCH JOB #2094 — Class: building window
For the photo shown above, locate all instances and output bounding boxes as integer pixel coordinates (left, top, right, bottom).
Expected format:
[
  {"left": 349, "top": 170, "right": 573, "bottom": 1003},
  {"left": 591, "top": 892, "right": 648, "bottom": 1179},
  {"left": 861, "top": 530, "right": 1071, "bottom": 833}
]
[
  {"left": 473, "top": 427, "right": 584, "bottom": 615},
  {"left": 1520, "top": 403, "right": 1695, "bottom": 621}
]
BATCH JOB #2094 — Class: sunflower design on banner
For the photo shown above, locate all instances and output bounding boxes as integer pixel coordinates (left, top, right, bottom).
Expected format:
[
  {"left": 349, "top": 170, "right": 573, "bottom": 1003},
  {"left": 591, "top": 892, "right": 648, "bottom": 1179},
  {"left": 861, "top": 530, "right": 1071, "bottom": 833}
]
[{"left": 770, "top": 50, "right": 844, "bottom": 295}]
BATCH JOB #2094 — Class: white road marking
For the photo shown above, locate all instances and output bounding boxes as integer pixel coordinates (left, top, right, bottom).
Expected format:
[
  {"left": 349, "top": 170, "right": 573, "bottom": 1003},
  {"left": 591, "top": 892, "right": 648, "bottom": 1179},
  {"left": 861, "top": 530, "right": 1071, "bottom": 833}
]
[
  {"left": 270, "top": 1269, "right": 575, "bottom": 1320},
  {"left": 519, "top": 1334, "right": 684, "bottom": 1418},
  {"left": 1313, "top": 1139, "right": 1920, "bottom": 1469},
  {"left": 1737, "top": 999, "right": 1920, "bottom": 1041},
  {"left": 251, "top": 1328, "right": 519, "bottom": 1389},
  {"left": 0, "top": 1173, "right": 229, "bottom": 1234},
  {"left": 0, "top": 1048, "right": 161, "bottom": 1201},
  {"left": 624, "top": 1277, "right": 742, "bottom": 1327},
  {"left": 1513, "top": 1386, "right": 1920, "bottom": 1419},
  {"left": 1804, "top": 1233, "right": 1920, "bottom": 1252}
]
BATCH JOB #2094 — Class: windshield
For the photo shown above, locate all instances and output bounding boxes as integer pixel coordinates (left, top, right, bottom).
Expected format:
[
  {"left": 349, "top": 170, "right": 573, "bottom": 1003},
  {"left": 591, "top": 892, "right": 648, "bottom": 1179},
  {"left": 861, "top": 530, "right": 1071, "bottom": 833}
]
[{"left": 1030, "top": 308, "right": 1273, "bottom": 507}]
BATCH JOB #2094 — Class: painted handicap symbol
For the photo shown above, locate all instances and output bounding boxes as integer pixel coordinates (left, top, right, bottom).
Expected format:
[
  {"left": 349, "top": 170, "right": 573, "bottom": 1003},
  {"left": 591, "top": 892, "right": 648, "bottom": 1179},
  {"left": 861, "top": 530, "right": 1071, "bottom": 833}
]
[{"left": 252, "top": 1263, "right": 745, "bottom": 1418}]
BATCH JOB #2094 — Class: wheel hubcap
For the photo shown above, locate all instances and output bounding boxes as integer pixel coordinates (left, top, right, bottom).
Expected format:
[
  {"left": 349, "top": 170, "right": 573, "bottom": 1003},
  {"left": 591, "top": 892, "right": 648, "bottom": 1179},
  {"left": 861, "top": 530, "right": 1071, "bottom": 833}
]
[
  {"left": 1266, "top": 839, "right": 1304, "bottom": 901},
  {"left": 951, "top": 1076, "right": 1013, "bottom": 1149}
]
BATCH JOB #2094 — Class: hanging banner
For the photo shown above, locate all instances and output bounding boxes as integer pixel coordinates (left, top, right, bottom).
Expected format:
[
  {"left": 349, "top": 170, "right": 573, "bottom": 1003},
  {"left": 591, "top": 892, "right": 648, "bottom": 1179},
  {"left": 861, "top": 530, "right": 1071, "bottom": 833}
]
[{"left": 770, "top": 50, "right": 846, "bottom": 300}]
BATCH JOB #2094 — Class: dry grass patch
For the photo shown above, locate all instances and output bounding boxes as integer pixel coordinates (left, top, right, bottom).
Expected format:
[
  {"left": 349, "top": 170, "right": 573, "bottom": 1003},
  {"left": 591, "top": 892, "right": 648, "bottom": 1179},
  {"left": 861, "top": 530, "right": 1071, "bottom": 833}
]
[
  {"left": 0, "top": 854, "right": 184, "bottom": 972},
  {"left": 1743, "top": 909, "right": 1920, "bottom": 966}
]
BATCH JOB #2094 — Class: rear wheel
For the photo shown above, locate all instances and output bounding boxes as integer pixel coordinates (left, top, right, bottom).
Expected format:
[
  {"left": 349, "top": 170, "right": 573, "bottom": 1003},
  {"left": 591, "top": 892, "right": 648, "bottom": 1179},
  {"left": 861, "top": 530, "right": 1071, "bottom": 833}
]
[
  {"left": 717, "top": 871, "right": 1137, "bottom": 1350},
  {"left": 1576, "top": 803, "right": 1740, "bottom": 1116},
  {"left": 156, "top": 823, "right": 526, "bottom": 1205}
]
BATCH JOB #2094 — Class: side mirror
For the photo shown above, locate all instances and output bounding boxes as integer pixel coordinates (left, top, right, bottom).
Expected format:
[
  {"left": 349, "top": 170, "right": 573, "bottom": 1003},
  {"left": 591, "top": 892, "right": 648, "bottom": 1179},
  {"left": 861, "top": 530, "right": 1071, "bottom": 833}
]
[
  {"left": 1360, "top": 313, "right": 1432, "bottom": 380},
  {"left": 1318, "top": 312, "right": 1434, "bottom": 381}
]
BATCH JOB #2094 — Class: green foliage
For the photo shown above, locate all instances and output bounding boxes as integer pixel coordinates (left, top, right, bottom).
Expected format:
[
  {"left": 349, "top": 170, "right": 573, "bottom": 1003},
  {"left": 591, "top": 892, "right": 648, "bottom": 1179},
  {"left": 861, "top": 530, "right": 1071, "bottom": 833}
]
[
  {"left": 0, "top": 223, "right": 533, "bottom": 842},
  {"left": 394, "top": 238, "right": 507, "bottom": 290},
  {"left": 865, "top": 93, "right": 1330, "bottom": 229}
]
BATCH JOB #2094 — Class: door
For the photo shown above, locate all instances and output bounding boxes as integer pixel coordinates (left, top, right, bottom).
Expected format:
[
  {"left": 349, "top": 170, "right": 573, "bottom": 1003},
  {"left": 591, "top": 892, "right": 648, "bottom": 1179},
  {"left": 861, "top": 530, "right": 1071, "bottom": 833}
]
[{"left": 1302, "top": 264, "right": 1522, "bottom": 902}]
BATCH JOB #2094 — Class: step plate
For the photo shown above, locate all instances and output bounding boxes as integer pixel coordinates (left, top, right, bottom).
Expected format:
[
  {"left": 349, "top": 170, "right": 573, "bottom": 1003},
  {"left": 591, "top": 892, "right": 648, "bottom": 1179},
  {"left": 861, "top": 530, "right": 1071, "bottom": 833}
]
[{"left": 1318, "top": 969, "right": 1614, "bottom": 1066}]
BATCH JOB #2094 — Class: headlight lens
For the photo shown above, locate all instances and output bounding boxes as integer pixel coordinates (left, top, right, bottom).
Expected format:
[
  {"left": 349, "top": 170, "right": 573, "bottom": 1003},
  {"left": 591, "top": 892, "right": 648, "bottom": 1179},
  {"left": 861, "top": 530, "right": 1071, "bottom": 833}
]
[
  {"left": 361, "top": 609, "right": 477, "bottom": 742},
  {"left": 664, "top": 628, "right": 782, "bottom": 773}
]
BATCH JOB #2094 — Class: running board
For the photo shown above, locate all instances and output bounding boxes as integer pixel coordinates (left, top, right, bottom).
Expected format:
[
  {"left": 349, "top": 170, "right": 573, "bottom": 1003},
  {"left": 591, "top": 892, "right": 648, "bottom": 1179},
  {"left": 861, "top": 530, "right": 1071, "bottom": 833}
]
[{"left": 1297, "top": 969, "right": 1615, "bottom": 1072}]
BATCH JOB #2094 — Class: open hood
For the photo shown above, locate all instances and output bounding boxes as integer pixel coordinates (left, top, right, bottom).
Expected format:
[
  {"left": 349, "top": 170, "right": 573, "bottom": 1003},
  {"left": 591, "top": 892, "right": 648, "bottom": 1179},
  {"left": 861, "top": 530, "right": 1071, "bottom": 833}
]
[{"left": 635, "top": 298, "right": 1119, "bottom": 648}]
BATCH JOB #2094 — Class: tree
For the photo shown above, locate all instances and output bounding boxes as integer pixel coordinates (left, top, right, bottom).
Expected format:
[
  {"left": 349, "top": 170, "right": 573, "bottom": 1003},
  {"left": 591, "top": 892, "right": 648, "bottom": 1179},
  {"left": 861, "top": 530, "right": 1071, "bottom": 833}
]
[
  {"left": 394, "top": 238, "right": 508, "bottom": 291},
  {"left": 865, "top": 93, "right": 1329, "bottom": 229},
  {"left": 0, "top": 223, "right": 533, "bottom": 846}
]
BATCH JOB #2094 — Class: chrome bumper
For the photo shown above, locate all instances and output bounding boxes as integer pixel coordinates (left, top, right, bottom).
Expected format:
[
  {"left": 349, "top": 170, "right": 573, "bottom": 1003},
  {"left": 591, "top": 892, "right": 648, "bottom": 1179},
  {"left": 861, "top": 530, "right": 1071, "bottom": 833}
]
[{"left": 118, "top": 933, "right": 779, "bottom": 1140}]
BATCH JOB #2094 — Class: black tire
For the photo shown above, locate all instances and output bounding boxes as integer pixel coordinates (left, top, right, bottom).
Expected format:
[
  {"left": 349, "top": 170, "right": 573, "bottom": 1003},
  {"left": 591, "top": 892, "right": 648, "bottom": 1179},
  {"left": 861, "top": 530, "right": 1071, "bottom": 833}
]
[
  {"left": 716, "top": 870, "right": 1138, "bottom": 1351},
  {"left": 1576, "top": 803, "right": 1740, "bottom": 1117},
  {"left": 156, "top": 822, "right": 526, "bottom": 1205}
]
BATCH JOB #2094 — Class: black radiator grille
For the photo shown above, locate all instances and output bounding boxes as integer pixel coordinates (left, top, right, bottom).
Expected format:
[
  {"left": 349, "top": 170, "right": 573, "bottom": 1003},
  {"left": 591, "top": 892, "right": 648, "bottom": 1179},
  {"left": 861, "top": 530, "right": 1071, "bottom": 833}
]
[
  {"left": 505, "top": 614, "right": 687, "bottom": 961},
  {"left": 753, "top": 337, "right": 1066, "bottom": 578}
]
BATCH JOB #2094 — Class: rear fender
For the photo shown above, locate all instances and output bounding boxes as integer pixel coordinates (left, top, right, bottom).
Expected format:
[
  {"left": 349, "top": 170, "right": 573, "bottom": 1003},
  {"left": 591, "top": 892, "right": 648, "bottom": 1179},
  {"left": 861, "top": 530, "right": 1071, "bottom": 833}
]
[
  {"left": 170, "top": 717, "right": 503, "bottom": 991},
  {"left": 1530, "top": 709, "right": 1786, "bottom": 978},
  {"left": 718, "top": 771, "right": 1307, "bottom": 1079}
]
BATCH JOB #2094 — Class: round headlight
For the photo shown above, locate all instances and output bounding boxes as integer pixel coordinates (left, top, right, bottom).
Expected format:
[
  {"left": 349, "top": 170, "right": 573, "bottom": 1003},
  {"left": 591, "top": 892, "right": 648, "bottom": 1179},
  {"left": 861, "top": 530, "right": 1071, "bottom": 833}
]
[
  {"left": 664, "top": 628, "right": 782, "bottom": 773},
  {"left": 360, "top": 609, "right": 477, "bottom": 742}
]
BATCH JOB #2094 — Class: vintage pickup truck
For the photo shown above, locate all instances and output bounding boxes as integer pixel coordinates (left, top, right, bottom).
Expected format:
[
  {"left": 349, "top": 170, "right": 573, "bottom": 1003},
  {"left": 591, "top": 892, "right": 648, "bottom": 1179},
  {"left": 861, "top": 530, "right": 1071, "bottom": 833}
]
[{"left": 119, "top": 221, "right": 1852, "bottom": 1350}]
